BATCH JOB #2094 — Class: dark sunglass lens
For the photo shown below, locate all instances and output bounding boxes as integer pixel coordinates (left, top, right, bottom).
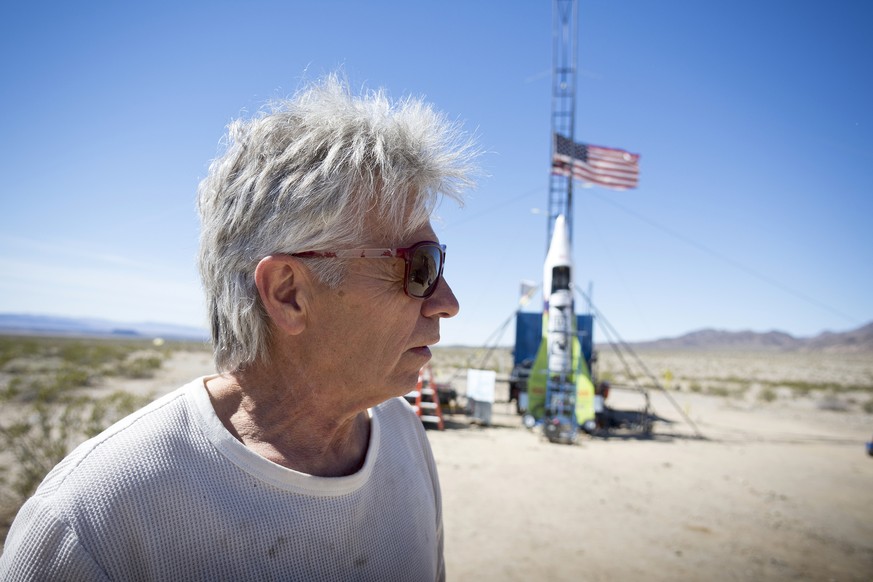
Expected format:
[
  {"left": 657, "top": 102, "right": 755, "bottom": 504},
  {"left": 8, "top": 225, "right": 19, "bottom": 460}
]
[{"left": 407, "top": 244, "right": 443, "bottom": 298}]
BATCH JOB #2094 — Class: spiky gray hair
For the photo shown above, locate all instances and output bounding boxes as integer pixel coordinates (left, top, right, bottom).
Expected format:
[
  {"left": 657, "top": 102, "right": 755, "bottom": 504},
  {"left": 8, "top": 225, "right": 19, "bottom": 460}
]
[{"left": 197, "top": 75, "right": 478, "bottom": 373}]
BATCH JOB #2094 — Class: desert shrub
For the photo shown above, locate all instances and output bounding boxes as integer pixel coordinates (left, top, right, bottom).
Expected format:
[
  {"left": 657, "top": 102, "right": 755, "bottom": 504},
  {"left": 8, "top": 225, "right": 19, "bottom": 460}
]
[
  {"left": 817, "top": 394, "right": 849, "bottom": 412},
  {"left": 53, "top": 365, "right": 92, "bottom": 390},
  {"left": 0, "top": 390, "right": 152, "bottom": 540},
  {"left": 1, "top": 365, "right": 92, "bottom": 403},
  {"left": 759, "top": 380, "right": 873, "bottom": 396},
  {"left": 707, "top": 386, "right": 732, "bottom": 398},
  {"left": 1, "top": 390, "right": 152, "bottom": 500},
  {"left": 0, "top": 338, "right": 168, "bottom": 404},
  {"left": 113, "top": 351, "right": 164, "bottom": 379},
  {"left": 689, "top": 382, "right": 702, "bottom": 393},
  {"left": 759, "top": 388, "right": 777, "bottom": 402},
  {"left": 862, "top": 399, "right": 873, "bottom": 414},
  {"left": 0, "top": 338, "right": 42, "bottom": 368},
  {"left": 840, "top": 383, "right": 873, "bottom": 394},
  {"left": 1, "top": 398, "right": 85, "bottom": 502},
  {"left": 2, "top": 356, "right": 62, "bottom": 375},
  {"left": 754, "top": 380, "right": 811, "bottom": 396},
  {"left": 0, "top": 335, "right": 175, "bottom": 539},
  {"left": 83, "top": 391, "right": 153, "bottom": 438},
  {"left": 58, "top": 341, "right": 130, "bottom": 368}
]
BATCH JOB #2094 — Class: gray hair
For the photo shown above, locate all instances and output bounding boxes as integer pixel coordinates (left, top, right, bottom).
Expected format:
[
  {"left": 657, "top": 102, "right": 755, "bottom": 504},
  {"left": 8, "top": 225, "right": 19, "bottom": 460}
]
[{"left": 197, "top": 75, "right": 478, "bottom": 373}]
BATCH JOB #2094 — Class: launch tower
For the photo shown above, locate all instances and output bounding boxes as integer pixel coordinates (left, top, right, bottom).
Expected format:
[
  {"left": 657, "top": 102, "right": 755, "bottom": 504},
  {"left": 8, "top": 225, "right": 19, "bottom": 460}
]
[{"left": 546, "top": 0, "right": 579, "bottom": 246}]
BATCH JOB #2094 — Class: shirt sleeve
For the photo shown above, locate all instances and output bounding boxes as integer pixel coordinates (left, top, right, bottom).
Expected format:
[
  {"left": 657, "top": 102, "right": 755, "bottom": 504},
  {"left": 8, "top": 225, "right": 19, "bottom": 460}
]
[{"left": 0, "top": 496, "right": 109, "bottom": 582}]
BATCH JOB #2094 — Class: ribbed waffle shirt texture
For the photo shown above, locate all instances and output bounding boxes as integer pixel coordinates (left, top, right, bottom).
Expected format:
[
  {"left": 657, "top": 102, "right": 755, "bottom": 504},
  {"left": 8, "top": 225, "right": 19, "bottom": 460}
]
[{"left": 0, "top": 377, "right": 444, "bottom": 581}]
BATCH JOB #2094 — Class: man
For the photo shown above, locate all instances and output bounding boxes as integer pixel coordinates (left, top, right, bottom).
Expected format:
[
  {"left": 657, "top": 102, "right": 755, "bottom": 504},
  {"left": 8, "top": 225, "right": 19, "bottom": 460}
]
[{"left": 1, "top": 75, "right": 477, "bottom": 580}]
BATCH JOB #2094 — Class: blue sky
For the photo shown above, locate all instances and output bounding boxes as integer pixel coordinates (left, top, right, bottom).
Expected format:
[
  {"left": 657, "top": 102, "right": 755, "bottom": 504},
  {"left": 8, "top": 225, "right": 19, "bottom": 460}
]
[{"left": 1, "top": 0, "right": 871, "bottom": 346}]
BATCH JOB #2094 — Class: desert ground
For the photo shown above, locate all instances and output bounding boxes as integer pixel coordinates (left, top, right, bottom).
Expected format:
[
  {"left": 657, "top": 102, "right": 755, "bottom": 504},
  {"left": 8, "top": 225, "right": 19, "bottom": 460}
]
[
  {"left": 2, "top": 341, "right": 872, "bottom": 580},
  {"left": 429, "top": 346, "right": 873, "bottom": 581}
]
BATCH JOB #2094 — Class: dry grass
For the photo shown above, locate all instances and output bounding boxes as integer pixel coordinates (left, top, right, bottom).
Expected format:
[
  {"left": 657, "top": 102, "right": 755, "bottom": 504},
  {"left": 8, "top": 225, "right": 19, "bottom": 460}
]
[
  {"left": 586, "top": 347, "right": 873, "bottom": 413},
  {"left": 3, "top": 337, "right": 871, "bottom": 557},
  {"left": 0, "top": 335, "right": 211, "bottom": 544},
  {"left": 430, "top": 346, "right": 514, "bottom": 379},
  {"left": 433, "top": 345, "right": 873, "bottom": 419}
]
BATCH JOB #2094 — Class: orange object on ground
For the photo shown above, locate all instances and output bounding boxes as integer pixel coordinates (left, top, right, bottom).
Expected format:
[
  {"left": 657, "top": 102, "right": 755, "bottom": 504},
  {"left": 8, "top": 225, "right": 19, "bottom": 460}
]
[{"left": 404, "top": 365, "right": 444, "bottom": 430}]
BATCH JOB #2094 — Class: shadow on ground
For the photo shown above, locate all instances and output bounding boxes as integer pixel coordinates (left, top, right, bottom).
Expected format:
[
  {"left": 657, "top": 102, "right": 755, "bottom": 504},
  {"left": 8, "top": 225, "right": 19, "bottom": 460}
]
[{"left": 428, "top": 400, "right": 705, "bottom": 443}]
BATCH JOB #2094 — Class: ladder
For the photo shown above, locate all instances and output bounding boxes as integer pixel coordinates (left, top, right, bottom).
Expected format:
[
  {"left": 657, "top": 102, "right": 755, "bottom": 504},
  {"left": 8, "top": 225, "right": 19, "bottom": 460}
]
[{"left": 405, "top": 365, "right": 444, "bottom": 430}]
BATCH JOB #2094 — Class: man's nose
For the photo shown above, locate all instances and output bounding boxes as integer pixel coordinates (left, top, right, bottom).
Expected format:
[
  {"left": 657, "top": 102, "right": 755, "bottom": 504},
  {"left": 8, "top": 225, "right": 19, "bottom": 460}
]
[{"left": 422, "top": 277, "right": 460, "bottom": 318}]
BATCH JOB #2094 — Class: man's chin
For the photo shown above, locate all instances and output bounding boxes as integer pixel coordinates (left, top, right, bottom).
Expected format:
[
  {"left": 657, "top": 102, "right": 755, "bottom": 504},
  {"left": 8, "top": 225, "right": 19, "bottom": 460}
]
[{"left": 388, "top": 371, "right": 426, "bottom": 399}]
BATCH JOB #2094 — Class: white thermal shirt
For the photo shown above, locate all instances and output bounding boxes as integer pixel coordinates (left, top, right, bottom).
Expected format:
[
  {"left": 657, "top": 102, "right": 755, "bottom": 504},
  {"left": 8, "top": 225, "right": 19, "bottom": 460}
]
[{"left": 0, "top": 377, "right": 444, "bottom": 581}]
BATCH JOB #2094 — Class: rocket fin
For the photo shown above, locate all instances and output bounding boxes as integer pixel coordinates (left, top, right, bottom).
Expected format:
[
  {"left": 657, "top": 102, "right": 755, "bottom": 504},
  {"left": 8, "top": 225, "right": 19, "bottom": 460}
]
[
  {"left": 573, "top": 335, "right": 596, "bottom": 425},
  {"left": 525, "top": 312, "right": 550, "bottom": 420}
]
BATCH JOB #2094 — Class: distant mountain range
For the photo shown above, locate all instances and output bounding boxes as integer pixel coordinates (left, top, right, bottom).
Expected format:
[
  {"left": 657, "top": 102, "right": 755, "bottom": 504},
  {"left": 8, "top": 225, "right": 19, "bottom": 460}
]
[
  {"left": 2, "top": 313, "right": 872, "bottom": 352},
  {"left": 624, "top": 321, "right": 873, "bottom": 352},
  {"left": 0, "top": 314, "right": 209, "bottom": 341}
]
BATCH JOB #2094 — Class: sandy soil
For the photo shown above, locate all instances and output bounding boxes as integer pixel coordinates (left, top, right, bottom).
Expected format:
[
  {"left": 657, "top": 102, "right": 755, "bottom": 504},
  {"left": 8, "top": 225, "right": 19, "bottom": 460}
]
[
  {"left": 428, "top": 346, "right": 873, "bottom": 581},
  {"left": 11, "top": 349, "right": 873, "bottom": 580},
  {"left": 431, "top": 388, "right": 873, "bottom": 581}
]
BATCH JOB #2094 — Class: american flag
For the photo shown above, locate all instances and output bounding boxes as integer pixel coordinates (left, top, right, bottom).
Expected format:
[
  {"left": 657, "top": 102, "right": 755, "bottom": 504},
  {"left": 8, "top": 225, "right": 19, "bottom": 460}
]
[{"left": 551, "top": 133, "right": 640, "bottom": 190}]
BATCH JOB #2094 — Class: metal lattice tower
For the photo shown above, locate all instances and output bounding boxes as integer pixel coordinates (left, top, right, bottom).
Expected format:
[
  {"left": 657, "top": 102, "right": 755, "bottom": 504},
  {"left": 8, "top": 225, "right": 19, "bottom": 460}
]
[{"left": 546, "top": 0, "right": 578, "bottom": 248}]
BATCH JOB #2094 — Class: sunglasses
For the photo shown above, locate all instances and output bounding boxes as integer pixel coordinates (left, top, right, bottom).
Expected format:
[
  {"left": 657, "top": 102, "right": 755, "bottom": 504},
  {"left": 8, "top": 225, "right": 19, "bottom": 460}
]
[{"left": 293, "top": 240, "right": 447, "bottom": 299}]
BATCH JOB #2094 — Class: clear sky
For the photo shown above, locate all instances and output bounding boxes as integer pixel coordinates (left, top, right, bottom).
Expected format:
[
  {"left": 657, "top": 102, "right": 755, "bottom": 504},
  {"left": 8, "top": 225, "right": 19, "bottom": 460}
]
[{"left": 2, "top": 0, "right": 871, "bottom": 346}]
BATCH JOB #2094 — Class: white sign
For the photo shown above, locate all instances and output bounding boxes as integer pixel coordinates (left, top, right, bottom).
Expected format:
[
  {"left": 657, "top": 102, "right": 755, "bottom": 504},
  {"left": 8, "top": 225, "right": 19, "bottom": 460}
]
[{"left": 466, "top": 369, "right": 496, "bottom": 403}]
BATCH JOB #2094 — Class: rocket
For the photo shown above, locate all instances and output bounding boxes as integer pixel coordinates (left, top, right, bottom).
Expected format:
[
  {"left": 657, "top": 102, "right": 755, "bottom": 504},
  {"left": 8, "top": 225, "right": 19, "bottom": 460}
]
[
  {"left": 525, "top": 214, "right": 596, "bottom": 443},
  {"left": 543, "top": 215, "right": 574, "bottom": 382}
]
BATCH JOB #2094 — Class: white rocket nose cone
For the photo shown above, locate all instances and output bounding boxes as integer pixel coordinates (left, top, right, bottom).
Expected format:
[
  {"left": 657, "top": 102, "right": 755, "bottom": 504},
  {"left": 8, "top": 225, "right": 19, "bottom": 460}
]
[{"left": 543, "top": 214, "right": 573, "bottom": 301}]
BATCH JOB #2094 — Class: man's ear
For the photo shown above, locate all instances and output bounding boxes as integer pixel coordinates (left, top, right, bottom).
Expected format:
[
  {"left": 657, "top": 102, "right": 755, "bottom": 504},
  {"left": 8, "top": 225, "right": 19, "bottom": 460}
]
[{"left": 254, "top": 256, "right": 308, "bottom": 336}]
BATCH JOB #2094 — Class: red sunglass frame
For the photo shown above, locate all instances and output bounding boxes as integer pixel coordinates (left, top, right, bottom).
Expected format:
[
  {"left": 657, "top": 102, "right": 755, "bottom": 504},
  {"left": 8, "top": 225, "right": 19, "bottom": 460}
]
[{"left": 292, "top": 240, "right": 446, "bottom": 299}]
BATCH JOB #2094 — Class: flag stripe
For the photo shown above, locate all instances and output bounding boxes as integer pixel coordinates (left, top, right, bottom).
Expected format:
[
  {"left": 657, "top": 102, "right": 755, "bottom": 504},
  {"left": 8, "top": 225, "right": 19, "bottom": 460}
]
[
  {"left": 552, "top": 160, "right": 638, "bottom": 190},
  {"left": 553, "top": 158, "right": 638, "bottom": 186},
  {"left": 553, "top": 156, "right": 638, "bottom": 185},
  {"left": 565, "top": 156, "right": 638, "bottom": 178},
  {"left": 551, "top": 134, "right": 640, "bottom": 190}
]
